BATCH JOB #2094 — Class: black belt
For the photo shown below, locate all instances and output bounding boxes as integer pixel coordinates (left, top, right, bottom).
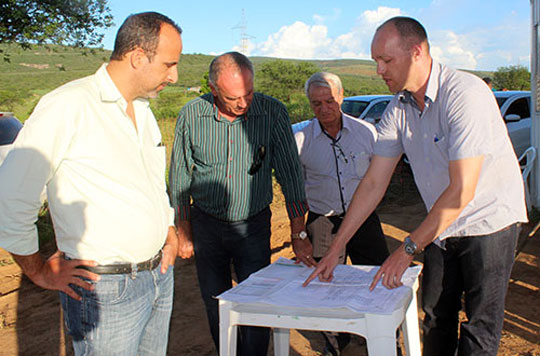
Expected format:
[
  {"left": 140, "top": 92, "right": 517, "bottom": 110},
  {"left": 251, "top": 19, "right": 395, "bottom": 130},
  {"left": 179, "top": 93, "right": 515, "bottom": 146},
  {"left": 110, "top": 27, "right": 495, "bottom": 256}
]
[{"left": 79, "top": 251, "right": 162, "bottom": 274}]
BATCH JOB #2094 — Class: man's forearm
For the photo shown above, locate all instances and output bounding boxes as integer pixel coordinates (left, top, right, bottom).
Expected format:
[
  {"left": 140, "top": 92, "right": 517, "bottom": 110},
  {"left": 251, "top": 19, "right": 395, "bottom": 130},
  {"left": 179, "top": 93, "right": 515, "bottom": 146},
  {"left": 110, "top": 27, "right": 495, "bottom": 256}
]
[
  {"left": 11, "top": 252, "right": 45, "bottom": 282},
  {"left": 290, "top": 215, "right": 306, "bottom": 234},
  {"left": 408, "top": 156, "right": 483, "bottom": 250}
]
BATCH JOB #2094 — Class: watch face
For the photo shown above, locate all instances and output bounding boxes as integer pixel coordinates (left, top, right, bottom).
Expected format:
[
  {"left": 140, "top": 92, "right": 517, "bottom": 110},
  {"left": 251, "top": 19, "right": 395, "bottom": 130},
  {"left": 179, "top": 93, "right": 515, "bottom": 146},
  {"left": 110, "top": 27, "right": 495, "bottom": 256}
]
[
  {"left": 299, "top": 231, "right": 308, "bottom": 240},
  {"left": 404, "top": 244, "right": 415, "bottom": 255}
]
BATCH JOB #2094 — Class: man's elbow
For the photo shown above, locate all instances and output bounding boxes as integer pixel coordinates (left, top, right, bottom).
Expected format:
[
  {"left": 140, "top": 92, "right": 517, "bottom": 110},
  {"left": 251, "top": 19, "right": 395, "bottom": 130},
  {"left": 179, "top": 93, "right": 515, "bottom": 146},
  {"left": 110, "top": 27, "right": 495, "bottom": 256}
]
[{"left": 450, "top": 185, "right": 476, "bottom": 210}]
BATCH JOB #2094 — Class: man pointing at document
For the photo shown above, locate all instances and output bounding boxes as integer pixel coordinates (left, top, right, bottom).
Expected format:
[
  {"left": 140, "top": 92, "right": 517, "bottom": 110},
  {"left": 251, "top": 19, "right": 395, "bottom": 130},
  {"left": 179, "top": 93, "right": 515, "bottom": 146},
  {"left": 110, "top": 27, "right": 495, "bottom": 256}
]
[{"left": 305, "top": 16, "right": 527, "bottom": 356}]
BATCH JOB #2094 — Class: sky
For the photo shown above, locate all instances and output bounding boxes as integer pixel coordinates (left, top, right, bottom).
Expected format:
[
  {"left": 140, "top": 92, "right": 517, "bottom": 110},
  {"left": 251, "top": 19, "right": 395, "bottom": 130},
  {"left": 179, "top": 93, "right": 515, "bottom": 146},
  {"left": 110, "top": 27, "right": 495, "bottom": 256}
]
[{"left": 100, "top": 0, "right": 531, "bottom": 71}]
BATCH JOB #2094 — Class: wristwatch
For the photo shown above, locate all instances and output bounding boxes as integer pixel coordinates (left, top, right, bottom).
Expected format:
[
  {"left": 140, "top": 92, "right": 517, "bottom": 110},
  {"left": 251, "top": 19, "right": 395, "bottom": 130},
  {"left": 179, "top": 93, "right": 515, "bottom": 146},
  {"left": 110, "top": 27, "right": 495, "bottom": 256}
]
[
  {"left": 291, "top": 231, "right": 308, "bottom": 240},
  {"left": 403, "top": 236, "right": 420, "bottom": 256}
]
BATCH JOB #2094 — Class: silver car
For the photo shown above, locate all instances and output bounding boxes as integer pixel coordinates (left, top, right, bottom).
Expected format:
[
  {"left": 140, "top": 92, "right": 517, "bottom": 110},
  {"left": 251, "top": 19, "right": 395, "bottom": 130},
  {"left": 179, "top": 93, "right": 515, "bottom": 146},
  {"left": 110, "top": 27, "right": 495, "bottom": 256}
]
[
  {"left": 291, "top": 94, "right": 393, "bottom": 133},
  {"left": 341, "top": 95, "right": 394, "bottom": 124},
  {"left": 494, "top": 91, "right": 531, "bottom": 158}
]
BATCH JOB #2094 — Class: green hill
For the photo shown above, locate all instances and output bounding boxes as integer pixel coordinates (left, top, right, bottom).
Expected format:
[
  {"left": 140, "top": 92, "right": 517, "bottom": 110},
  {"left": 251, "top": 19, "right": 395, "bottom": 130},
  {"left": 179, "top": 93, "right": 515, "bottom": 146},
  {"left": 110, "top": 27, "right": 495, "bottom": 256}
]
[{"left": 0, "top": 44, "right": 491, "bottom": 121}]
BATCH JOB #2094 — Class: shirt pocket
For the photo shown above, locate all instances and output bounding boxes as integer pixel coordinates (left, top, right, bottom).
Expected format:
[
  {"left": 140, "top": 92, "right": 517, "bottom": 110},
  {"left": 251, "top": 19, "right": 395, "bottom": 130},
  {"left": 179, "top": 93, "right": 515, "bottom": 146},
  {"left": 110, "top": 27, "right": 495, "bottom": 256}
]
[
  {"left": 433, "top": 135, "right": 449, "bottom": 162},
  {"left": 141, "top": 145, "right": 167, "bottom": 189},
  {"left": 352, "top": 151, "right": 371, "bottom": 178}
]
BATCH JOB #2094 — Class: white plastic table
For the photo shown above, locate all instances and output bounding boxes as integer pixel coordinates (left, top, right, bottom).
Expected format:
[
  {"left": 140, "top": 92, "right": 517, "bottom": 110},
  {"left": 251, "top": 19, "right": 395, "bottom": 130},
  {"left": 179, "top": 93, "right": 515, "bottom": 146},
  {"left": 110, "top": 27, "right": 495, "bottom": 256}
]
[{"left": 219, "top": 274, "right": 421, "bottom": 356}]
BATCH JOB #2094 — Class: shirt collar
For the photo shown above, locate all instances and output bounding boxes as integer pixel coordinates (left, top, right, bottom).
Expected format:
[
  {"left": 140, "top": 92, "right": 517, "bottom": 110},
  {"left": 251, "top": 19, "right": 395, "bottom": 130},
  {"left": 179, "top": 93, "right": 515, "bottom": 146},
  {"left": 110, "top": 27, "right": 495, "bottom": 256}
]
[
  {"left": 398, "top": 60, "right": 439, "bottom": 108},
  {"left": 95, "top": 63, "right": 150, "bottom": 108},
  {"left": 424, "top": 60, "right": 439, "bottom": 104},
  {"left": 96, "top": 64, "right": 124, "bottom": 103},
  {"left": 340, "top": 113, "right": 353, "bottom": 131},
  {"left": 313, "top": 113, "right": 348, "bottom": 138}
]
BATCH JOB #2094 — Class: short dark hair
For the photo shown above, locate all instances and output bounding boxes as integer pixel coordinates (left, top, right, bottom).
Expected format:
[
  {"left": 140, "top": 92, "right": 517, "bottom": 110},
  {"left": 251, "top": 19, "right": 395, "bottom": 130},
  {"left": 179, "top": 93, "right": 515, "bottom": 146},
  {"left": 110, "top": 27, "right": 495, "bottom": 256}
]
[
  {"left": 378, "top": 16, "right": 428, "bottom": 51},
  {"left": 110, "top": 12, "right": 182, "bottom": 61},
  {"left": 208, "top": 51, "right": 254, "bottom": 87}
]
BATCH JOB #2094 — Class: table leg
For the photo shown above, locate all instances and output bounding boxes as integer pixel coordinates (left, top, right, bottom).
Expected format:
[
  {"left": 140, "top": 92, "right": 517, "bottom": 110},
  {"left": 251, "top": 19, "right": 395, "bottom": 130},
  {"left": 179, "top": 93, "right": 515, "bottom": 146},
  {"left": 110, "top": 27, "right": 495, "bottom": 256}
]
[
  {"left": 366, "top": 335, "right": 398, "bottom": 356},
  {"left": 273, "top": 328, "right": 290, "bottom": 356},
  {"left": 401, "top": 289, "right": 422, "bottom": 356},
  {"left": 219, "top": 300, "right": 237, "bottom": 356}
]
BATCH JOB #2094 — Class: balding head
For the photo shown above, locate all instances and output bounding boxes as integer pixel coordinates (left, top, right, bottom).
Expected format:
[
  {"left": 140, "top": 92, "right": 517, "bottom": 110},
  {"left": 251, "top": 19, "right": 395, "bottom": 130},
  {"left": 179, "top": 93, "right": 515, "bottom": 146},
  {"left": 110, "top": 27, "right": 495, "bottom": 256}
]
[
  {"left": 208, "top": 52, "right": 254, "bottom": 87},
  {"left": 376, "top": 16, "right": 429, "bottom": 52}
]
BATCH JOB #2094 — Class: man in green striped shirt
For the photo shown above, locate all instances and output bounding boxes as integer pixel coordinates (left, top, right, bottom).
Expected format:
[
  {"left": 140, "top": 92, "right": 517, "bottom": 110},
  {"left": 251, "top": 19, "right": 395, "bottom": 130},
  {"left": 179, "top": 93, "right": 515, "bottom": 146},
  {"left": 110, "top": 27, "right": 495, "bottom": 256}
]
[{"left": 169, "top": 51, "right": 313, "bottom": 356}]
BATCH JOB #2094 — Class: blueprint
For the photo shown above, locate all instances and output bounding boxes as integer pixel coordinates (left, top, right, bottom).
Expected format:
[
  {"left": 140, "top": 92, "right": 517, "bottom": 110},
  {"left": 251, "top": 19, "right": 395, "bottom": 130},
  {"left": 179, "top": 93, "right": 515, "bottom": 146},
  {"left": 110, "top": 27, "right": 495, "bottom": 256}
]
[{"left": 218, "top": 257, "right": 422, "bottom": 314}]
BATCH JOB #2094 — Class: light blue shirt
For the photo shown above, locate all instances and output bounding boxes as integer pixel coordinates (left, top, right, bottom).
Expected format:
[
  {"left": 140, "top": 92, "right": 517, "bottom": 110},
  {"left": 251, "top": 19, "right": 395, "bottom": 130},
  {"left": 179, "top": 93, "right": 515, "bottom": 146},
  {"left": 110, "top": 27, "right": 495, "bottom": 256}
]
[
  {"left": 375, "top": 61, "right": 527, "bottom": 241},
  {"left": 295, "top": 113, "right": 376, "bottom": 216}
]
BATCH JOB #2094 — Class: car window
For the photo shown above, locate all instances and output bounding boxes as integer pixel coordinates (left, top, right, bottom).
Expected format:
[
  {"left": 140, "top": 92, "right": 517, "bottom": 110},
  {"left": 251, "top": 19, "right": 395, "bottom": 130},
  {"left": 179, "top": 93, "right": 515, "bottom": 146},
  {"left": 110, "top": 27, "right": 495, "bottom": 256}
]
[
  {"left": 341, "top": 100, "right": 369, "bottom": 118},
  {"left": 496, "top": 97, "right": 507, "bottom": 108},
  {"left": 504, "top": 97, "right": 530, "bottom": 121},
  {"left": 364, "top": 101, "right": 390, "bottom": 123}
]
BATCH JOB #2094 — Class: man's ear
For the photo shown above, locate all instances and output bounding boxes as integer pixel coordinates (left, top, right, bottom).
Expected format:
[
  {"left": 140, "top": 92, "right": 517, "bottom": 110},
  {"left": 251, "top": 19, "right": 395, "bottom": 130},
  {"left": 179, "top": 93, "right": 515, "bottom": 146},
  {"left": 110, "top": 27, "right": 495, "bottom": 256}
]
[
  {"left": 129, "top": 48, "right": 149, "bottom": 69},
  {"left": 411, "top": 43, "right": 424, "bottom": 61}
]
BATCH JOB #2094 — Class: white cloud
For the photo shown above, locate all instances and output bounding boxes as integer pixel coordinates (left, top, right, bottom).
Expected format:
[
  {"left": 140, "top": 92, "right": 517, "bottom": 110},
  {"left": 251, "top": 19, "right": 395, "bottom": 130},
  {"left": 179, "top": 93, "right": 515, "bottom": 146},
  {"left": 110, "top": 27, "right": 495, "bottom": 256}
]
[
  {"left": 313, "top": 8, "right": 342, "bottom": 24},
  {"left": 252, "top": 7, "right": 402, "bottom": 59},
  {"left": 313, "top": 14, "right": 325, "bottom": 24},
  {"left": 430, "top": 20, "right": 529, "bottom": 70},
  {"left": 430, "top": 30, "right": 478, "bottom": 69},
  {"left": 361, "top": 6, "right": 401, "bottom": 26},
  {"left": 247, "top": 5, "right": 528, "bottom": 71},
  {"left": 255, "top": 21, "right": 332, "bottom": 58}
]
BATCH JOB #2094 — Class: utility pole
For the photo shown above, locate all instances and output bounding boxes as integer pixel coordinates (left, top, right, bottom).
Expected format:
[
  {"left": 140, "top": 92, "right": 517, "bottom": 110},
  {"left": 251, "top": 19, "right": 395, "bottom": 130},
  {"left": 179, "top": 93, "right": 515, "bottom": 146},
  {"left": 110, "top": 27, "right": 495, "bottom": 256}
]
[{"left": 232, "top": 9, "right": 255, "bottom": 54}]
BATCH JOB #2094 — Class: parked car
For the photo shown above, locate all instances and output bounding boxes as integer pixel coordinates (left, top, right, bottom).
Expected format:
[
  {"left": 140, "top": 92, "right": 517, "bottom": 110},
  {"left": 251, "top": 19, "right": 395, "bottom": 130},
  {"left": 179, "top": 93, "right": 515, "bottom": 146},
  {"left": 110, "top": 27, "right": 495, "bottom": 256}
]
[
  {"left": 0, "top": 112, "right": 22, "bottom": 146},
  {"left": 494, "top": 91, "right": 531, "bottom": 158},
  {"left": 293, "top": 91, "right": 531, "bottom": 159},
  {"left": 291, "top": 94, "right": 393, "bottom": 134},
  {"left": 0, "top": 112, "right": 23, "bottom": 166},
  {"left": 341, "top": 95, "right": 393, "bottom": 124}
]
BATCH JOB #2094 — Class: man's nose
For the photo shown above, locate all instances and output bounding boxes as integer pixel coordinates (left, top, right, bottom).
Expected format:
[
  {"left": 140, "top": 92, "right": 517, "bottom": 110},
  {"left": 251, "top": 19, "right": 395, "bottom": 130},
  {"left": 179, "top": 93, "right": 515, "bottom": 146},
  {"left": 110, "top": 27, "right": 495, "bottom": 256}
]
[
  {"left": 168, "top": 66, "right": 178, "bottom": 84},
  {"left": 376, "top": 63, "right": 385, "bottom": 75},
  {"left": 238, "top": 97, "right": 247, "bottom": 108}
]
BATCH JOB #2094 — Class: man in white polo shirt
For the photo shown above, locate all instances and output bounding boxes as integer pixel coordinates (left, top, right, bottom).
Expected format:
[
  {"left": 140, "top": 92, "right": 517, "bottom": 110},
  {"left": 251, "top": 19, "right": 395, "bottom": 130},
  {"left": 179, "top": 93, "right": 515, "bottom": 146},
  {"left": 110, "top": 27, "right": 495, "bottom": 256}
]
[
  {"left": 0, "top": 12, "right": 182, "bottom": 356},
  {"left": 306, "top": 17, "right": 527, "bottom": 356}
]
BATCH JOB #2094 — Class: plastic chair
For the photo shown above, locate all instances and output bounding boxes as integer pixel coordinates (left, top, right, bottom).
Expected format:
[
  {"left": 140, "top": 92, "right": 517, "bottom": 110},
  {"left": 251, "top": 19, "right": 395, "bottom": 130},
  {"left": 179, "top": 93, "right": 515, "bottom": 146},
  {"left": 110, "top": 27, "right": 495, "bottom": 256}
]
[{"left": 518, "top": 146, "right": 537, "bottom": 211}]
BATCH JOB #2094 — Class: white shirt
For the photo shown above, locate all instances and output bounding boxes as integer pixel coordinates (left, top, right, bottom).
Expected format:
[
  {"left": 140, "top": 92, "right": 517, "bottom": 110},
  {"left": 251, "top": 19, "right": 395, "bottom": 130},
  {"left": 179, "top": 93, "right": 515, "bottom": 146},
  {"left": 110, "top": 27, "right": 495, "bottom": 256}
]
[
  {"left": 376, "top": 61, "right": 527, "bottom": 241},
  {"left": 295, "top": 114, "right": 377, "bottom": 215},
  {"left": 0, "top": 144, "right": 12, "bottom": 164},
  {"left": 0, "top": 64, "right": 175, "bottom": 264}
]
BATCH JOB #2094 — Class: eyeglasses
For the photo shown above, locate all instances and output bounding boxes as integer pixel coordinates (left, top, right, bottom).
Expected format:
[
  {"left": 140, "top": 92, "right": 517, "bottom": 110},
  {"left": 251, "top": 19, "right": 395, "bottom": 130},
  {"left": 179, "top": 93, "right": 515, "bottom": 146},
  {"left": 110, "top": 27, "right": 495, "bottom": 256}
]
[
  {"left": 331, "top": 142, "right": 348, "bottom": 163},
  {"left": 248, "top": 145, "right": 266, "bottom": 175}
]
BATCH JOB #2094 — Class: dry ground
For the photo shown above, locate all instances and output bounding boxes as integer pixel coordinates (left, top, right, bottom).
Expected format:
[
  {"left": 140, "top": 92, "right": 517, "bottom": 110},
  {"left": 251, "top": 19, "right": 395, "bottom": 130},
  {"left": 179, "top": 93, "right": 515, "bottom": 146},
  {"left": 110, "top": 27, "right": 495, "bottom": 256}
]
[{"left": 0, "top": 161, "right": 539, "bottom": 356}]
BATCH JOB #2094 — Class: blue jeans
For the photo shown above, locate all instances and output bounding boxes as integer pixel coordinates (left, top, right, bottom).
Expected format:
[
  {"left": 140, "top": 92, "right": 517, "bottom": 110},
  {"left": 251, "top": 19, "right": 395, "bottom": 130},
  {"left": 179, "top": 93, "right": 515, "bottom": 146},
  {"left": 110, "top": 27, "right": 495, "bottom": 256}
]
[
  {"left": 191, "top": 206, "right": 271, "bottom": 356},
  {"left": 422, "top": 224, "right": 519, "bottom": 356},
  {"left": 60, "top": 263, "right": 174, "bottom": 356}
]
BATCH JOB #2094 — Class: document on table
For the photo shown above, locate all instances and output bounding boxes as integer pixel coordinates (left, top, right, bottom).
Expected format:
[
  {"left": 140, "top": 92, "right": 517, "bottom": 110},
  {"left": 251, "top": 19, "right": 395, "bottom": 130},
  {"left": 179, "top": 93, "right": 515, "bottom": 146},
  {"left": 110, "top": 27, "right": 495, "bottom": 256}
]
[{"left": 218, "top": 257, "right": 422, "bottom": 314}]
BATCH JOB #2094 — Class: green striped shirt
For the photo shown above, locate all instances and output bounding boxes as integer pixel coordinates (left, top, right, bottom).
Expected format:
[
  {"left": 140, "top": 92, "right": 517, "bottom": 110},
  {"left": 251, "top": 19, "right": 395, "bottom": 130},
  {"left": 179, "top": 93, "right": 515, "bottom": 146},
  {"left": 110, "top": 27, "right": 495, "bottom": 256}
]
[{"left": 169, "top": 93, "right": 308, "bottom": 222}]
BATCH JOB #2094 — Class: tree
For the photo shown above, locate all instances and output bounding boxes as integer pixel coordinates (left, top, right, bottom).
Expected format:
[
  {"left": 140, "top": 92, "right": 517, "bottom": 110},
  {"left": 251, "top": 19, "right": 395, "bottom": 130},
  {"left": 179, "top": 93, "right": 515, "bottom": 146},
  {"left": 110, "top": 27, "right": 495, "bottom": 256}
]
[
  {"left": 0, "top": 0, "right": 113, "bottom": 58},
  {"left": 493, "top": 65, "right": 530, "bottom": 91},
  {"left": 257, "top": 60, "right": 319, "bottom": 102},
  {"left": 200, "top": 71, "right": 211, "bottom": 94}
]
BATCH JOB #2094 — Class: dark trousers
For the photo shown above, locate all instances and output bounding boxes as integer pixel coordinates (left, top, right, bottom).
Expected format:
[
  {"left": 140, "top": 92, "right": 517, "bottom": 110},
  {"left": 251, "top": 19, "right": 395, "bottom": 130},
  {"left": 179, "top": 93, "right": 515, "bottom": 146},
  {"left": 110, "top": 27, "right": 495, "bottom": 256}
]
[
  {"left": 422, "top": 223, "right": 519, "bottom": 356},
  {"left": 308, "top": 211, "right": 390, "bottom": 353},
  {"left": 191, "top": 206, "right": 271, "bottom": 356},
  {"left": 307, "top": 211, "right": 390, "bottom": 265}
]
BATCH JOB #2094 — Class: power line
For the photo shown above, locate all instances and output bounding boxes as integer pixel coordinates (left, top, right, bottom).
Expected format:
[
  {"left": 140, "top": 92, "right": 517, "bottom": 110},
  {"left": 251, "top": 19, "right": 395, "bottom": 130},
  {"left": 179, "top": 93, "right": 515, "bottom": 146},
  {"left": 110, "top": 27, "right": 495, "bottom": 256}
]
[{"left": 232, "top": 9, "right": 255, "bottom": 54}]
